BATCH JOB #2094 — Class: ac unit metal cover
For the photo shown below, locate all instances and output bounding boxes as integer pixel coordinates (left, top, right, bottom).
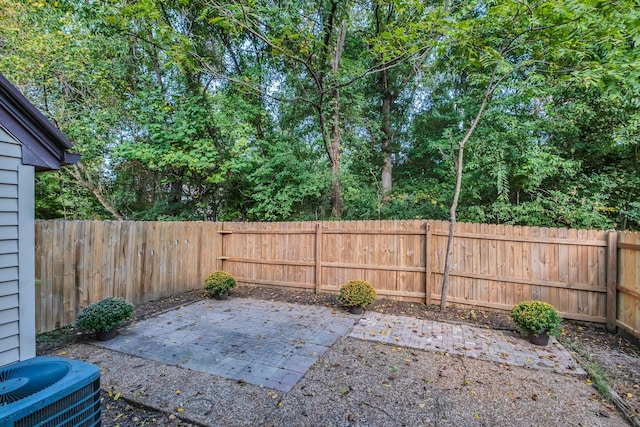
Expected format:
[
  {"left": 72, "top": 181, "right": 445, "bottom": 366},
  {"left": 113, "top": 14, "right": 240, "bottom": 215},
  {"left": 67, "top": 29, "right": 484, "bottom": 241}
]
[{"left": 0, "top": 356, "right": 101, "bottom": 427}]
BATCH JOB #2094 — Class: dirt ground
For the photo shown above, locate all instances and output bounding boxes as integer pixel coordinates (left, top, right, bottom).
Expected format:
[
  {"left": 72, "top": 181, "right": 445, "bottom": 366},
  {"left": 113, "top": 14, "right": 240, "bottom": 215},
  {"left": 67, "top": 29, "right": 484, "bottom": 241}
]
[{"left": 37, "top": 286, "right": 640, "bottom": 426}]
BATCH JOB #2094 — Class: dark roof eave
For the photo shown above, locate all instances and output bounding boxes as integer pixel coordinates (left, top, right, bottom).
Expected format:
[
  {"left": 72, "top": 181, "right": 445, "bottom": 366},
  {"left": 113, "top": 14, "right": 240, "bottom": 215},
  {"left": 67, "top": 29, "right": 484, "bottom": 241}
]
[{"left": 0, "top": 72, "right": 79, "bottom": 170}]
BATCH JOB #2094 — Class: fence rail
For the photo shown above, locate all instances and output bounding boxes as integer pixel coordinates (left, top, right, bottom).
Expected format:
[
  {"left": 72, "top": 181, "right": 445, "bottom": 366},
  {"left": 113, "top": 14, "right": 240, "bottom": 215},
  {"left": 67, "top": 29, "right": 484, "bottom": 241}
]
[{"left": 34, "top": 220, "right": 633, "bottom": 336}]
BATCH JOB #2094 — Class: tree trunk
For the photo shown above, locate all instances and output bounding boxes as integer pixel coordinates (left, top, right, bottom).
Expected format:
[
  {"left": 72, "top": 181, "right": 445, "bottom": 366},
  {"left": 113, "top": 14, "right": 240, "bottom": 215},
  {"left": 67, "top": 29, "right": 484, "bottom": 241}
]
[
  {"left": 67, "top": 163, "right": 123, "bottom": 220},
  {"left": 440, "top": 77, "right": 495, "bottom": 311},
  {"left": 329, "top": 87, "right": 343, "bottom": 218},
  {"left": 380, "top": 69, "right": 394, "bottom": 198},
  {"left": 328, "top": 19, "right": 347, "bottom": 218},
  {"left": 440, "top": 142, "right": 464, "bottom": 312}
]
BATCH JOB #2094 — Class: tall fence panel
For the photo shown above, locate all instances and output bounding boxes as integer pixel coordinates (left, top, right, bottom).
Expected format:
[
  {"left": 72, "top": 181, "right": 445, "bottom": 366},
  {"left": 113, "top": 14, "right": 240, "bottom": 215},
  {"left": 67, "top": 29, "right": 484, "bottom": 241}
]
[
  {"left": 220, "top": 221, "right": 317, "bottom": 291},
  {"left": 220, "top": 220, "right": 428, "bottom": 300},
  {"left": 220, "top": 220, "right": 610, "bottom": 324},
  {"left": 35, "top": 220, "right": 627, "bottom": 334},
  {"left": 35, "top": 220, "right": 219, "bottom": 332},
  {"left": 428, "top": 221, "right": 609, "bottom": 323},
  {"left": 617, "top": 232, "right": 640, "bottom": 337},
  {"left": 319, "top": 220, "right": 427, "bottom": 300}
]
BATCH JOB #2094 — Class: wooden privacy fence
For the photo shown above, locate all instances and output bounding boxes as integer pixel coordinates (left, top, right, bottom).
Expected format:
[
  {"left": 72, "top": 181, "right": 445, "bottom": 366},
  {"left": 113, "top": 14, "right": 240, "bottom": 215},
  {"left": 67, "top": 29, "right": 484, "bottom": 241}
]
[
  {"left": 35, "top": 221, "right": 220, "bottom": 333},
  {"left": 220, "top": 221, "right": 612, "bottom": 325},
  {"left": 35, "top": 220, "right": 629, "bottom": 335},
  {"left": 617, "top": 232, "right": 640, "bottom": 338}
]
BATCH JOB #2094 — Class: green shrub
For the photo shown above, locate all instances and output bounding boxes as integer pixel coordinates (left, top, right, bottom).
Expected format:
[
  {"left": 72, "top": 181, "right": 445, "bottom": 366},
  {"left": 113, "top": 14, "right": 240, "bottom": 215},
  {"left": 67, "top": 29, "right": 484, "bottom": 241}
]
[
  {"left": 338, "top": 280, "right": 377, "bottom": 308},
  {"left": 510, "top": 300, "right": 563, "bottom": 337},
  {"left": 204, "top": 270, "right": 237, "bottom": 298},
  {"left": 76, "top": 297, "right": 134, "bottom": 333}
]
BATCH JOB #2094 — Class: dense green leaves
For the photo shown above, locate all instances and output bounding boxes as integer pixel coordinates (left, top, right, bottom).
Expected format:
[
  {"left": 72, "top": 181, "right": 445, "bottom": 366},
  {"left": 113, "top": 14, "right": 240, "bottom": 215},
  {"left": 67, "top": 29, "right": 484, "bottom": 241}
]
[{"left": 0, "top": 0, "right": 638, "bottom": 230}]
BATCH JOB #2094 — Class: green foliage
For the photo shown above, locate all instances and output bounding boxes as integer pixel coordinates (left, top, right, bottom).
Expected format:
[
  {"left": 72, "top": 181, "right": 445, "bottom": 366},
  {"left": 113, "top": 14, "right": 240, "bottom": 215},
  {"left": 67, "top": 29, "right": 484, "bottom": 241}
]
[
  {"left": 75, "top": 297, "right": 134, "bottom": 333},
  {"left": 203, "top": 271, "right": 237, "bottom": 298},
  {"left": 248, "top": 139, "right": 327, "bottom": 221},
  {"left": 1, "top": 0, "right": 638, "bottom": 229},
  {"left": 510, "top": 300, "right": 563, "bottom": 337},
  {"left": 35, "top": 325, "right": 75, "bottom": 346},
  {"left": 35, "top": 171, "right": 111, "bottom": 220},
  {"left": 338, "top": 280, "right": 377, "bottom": 308}
]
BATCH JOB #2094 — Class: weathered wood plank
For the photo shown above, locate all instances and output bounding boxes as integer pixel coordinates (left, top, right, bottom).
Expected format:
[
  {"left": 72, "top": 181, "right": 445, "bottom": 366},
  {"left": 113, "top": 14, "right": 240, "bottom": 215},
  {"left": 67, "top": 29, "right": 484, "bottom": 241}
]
[
  {"left": 34, "top": 220, "right": 625, "bottom": 333},
  {"left": 617, "top": 232, "right": 640, "bottom": 337}
]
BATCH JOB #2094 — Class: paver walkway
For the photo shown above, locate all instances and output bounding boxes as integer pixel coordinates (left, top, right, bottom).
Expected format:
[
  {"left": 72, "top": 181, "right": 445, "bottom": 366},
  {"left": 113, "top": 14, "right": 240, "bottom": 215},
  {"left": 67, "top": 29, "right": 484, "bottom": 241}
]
[
  {"left": 95, "top": 298, "right": 585, "bottom": 394},
  {"left": 350, "top": 311, "right": 586, "bottom": 376}
]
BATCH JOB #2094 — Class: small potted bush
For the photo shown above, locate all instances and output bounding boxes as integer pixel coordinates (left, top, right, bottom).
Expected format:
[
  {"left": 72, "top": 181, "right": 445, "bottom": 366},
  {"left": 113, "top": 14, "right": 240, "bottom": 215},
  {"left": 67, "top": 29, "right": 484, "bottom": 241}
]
[
  {"left": 510, "top": 300, "right": 562, "bottom": 346},
  {"left": 338, "top": 280, "right": 376, "bottom": 314},
  {"left": 76, "top": 297, "right": 134, "bottom": 341},
  {"left": 204, "top": 270, "right": 237, "bottom": 299}
]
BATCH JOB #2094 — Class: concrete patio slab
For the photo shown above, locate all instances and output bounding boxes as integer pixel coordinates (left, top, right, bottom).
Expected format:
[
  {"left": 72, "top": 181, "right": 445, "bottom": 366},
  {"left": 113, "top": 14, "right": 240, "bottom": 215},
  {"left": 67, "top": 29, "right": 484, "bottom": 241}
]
[{"left": 94, "top": 298, "right": 358, "bottom": 392}]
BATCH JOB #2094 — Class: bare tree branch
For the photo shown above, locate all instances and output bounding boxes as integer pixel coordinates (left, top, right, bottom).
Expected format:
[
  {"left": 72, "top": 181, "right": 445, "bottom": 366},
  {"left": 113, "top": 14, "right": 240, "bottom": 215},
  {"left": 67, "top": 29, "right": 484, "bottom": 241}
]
[{"left": 67, "top": 163, "right": 124, "bottom": 220}]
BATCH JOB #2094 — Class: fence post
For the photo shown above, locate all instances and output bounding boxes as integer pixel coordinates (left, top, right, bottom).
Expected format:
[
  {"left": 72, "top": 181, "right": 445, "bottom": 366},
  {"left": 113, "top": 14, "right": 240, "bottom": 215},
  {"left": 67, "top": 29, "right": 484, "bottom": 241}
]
[
  {"left": 425, "top": 221, "right": 431, "bottom": 305},
  {"left": 315, "top": 222, "right": 323, "bottom": 294},
  {"left": 606, "top": 230, "right": 618, "bottom": 332},
  {"left": 217, "top": 222, "right": 225, "bottom": 271}
]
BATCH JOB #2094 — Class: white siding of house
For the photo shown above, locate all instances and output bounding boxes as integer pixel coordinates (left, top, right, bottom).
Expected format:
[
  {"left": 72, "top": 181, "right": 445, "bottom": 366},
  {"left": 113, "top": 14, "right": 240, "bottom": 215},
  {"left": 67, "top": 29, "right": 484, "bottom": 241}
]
[
  {"left": 0, "top": 125, "right": 34, "bottom": 366},
  {"left": 18, "top": 161, "right": 35, "bottom": 361}
]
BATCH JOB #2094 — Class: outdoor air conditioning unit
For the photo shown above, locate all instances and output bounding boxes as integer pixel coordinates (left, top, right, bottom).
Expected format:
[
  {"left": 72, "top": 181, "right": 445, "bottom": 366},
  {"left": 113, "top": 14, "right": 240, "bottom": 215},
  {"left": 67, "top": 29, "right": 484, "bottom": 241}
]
[{"left": 0, "top": 356, "right": 101, "bottom": 427}]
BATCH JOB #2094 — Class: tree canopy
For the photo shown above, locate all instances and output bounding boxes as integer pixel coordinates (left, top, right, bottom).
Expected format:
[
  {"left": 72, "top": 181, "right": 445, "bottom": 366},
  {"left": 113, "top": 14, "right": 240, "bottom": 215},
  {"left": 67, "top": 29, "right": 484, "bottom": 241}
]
[{"left": 1, "top": 0, "right": 638, "bottom": 230}]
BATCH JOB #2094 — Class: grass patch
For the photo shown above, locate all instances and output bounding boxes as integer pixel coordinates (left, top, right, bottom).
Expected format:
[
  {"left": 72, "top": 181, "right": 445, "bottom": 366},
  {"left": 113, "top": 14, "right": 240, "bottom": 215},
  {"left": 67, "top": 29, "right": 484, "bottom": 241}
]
[
  {"left": 586, "top": 361, "right": 611, "bottom": 398},
  {"left": 559, "top": 336, "right": 611, "bottom": 400}
]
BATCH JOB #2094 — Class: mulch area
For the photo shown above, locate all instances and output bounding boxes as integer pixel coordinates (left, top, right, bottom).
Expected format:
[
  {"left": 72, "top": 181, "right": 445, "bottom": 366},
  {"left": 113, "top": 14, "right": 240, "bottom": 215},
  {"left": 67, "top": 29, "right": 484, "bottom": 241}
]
[{"left": 36, "top": 285, "right": 640, "bottom": 426}]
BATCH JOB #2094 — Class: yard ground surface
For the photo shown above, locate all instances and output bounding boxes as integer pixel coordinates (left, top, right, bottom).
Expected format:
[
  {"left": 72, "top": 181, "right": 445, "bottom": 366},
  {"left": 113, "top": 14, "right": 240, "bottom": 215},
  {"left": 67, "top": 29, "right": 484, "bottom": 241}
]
[{"left": 38, "top": 286, "right": 640, "bottom": 426}]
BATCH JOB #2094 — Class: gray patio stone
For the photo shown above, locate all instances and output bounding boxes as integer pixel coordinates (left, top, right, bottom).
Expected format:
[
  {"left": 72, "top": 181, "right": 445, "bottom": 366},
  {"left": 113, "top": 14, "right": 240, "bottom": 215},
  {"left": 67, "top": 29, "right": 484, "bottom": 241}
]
[
  {"left": 93, "top": 296, "right": 586, "bottom": 396},
  {"left": 94, "top": 297, "right": 358, "bottom": 392}
]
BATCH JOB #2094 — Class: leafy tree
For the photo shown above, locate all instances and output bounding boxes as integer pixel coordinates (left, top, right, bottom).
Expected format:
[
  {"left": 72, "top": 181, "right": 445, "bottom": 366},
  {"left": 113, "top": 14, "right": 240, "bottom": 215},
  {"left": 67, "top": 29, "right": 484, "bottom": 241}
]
[
  {"left": 424, "top": 0, "right": 640, "bottom": 309},
  {"left": 0, "top": 0, "right": 131, "bottom": 218},
  {"left": 0, "top": 0, "right": 637, "bottom": 235}
]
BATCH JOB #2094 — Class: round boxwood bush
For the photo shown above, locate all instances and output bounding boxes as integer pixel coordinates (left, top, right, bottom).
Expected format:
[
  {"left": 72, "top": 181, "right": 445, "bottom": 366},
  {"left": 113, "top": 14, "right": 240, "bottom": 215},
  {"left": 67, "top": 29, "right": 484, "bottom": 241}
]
[
  {"left": 75, "top": 297, "right": 134, "bottom": 333},
  {"left": 510, "top": 300, "right": 563, "bottom": 337},
  {"left": 338, "top": 280, "right": 377, "bottom": 308},
  {"left": 204, "top": 270, "right": 237, "bottom": 298}
]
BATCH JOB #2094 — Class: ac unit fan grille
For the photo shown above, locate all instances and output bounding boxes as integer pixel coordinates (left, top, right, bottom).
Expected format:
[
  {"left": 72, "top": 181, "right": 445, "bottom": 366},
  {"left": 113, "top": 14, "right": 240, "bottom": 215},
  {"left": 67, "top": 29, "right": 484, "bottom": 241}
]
[
  {"left": 14, "top": 378, "right": 101, "bottom": 427},
  {"left": 0, "top": 362, "right": 70, "bottom": 405}
]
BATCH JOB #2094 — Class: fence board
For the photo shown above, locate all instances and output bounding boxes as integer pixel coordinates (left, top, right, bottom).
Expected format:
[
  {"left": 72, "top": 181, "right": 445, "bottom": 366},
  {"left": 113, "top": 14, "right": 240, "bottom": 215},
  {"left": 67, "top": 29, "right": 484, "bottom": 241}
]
[
  {"left": 617, "top": 232, "right": 640, "bottom": 337},
  {"left": 62, "top": 221, "right": 76, "bottom": 328},
  {"left": 35, "top": 220, "right": 631, "bottom": 334},
  {"left": 557, "top": 227, "right": 569, "bottom": 315},
  {"left": 52, "top": 221, "right": 64, "bottom": 330}
]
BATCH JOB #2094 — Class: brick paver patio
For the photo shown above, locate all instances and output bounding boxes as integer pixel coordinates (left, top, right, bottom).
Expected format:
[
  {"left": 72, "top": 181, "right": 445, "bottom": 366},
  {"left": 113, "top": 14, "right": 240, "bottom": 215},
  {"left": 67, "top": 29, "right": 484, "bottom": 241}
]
[{"left": 350, "top": 311, "right": 586, "bottom": 376}]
